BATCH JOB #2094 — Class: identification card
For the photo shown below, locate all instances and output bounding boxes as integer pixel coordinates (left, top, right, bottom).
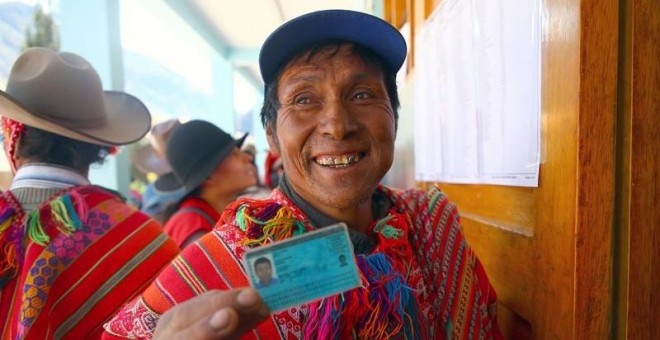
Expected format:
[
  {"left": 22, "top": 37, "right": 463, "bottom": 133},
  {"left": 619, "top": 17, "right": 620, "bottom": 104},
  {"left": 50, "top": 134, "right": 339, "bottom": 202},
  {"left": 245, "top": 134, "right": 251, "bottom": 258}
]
[{"left": 243, "top": 222, "right": 361, "bottom": 312}]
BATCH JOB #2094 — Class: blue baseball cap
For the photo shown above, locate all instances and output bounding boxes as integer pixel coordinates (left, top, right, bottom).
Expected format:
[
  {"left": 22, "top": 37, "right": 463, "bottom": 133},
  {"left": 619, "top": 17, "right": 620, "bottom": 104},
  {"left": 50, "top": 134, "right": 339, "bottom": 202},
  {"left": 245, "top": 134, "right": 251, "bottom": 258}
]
[{"left": 259, "top": 9, "right": 407, "bottom": 85}]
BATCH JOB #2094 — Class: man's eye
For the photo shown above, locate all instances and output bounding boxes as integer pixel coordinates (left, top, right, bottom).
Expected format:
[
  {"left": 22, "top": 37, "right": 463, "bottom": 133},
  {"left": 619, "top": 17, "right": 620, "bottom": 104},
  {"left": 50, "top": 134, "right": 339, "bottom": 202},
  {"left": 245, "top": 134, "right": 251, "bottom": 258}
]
[
  {"left": 295, "top": 96, "right": 312, "bottom": 104},
  {"left": 353, "top": 92, "right": 372, "bottom": 100}
]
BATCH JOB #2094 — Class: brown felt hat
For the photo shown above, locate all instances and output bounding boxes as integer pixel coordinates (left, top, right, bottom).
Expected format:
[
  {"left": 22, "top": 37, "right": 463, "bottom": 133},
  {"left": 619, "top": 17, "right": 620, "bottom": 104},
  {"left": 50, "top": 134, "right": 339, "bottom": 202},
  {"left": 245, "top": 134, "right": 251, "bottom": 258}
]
[
  {"left": 134, "top": 119, "right": 181, "bottom": 175},
  {"left": 0, "top": 48, "right": 151, "bottom": 146}
]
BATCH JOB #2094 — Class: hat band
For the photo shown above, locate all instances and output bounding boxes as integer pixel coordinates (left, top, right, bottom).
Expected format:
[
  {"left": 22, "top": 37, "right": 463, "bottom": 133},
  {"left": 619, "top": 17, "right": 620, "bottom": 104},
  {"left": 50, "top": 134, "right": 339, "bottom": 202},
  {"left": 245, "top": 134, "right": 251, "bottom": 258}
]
[{"left": 38, "top": 111, "right": 108, "bottom": 129}]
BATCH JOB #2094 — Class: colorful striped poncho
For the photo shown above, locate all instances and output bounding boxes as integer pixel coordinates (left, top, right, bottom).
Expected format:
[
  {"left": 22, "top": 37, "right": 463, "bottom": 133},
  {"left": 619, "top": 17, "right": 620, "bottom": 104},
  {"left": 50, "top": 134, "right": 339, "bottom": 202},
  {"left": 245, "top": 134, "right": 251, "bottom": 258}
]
[
  {"left": 0, "top": 185, "right": 180, "bottom": 339},
  {"left": 104, "top": 185, "right": 501, "bottom": 339}
]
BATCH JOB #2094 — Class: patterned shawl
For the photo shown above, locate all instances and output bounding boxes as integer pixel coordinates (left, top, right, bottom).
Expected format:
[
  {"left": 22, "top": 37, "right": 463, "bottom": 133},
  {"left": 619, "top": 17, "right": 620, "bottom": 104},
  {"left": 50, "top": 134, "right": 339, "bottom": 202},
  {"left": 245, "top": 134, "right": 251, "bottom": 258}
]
[
  {"left": 0, "top": 185, "right": 179, "bottom": 338},
  {"left": 104, "top": 185, "right": 501, "bottom": 339}
]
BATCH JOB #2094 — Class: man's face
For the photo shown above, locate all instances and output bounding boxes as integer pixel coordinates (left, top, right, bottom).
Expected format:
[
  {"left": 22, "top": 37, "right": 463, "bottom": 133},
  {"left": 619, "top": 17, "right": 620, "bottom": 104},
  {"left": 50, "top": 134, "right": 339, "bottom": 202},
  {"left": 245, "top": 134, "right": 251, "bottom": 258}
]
[
  {"left": 267, "top": 44, "right": 396, "bottom": 212},
  {"left": 255, "top": 262, "right": 273, "bottom": 284}
]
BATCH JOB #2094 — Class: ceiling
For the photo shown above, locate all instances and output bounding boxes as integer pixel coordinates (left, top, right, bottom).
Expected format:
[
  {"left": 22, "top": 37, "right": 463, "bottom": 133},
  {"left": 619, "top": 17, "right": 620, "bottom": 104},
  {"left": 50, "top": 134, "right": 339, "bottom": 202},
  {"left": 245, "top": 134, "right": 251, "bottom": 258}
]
[{"left": 165, "top": 0, "right": 378, "bottom": 89}]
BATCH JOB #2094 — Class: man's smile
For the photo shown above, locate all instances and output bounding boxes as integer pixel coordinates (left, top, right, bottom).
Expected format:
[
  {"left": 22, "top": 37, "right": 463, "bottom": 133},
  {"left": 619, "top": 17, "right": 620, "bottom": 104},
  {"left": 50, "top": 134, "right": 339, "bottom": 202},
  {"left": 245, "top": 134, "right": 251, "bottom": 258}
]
[{"left": 313, "top": 152, "right": 365, "bottom": 168}]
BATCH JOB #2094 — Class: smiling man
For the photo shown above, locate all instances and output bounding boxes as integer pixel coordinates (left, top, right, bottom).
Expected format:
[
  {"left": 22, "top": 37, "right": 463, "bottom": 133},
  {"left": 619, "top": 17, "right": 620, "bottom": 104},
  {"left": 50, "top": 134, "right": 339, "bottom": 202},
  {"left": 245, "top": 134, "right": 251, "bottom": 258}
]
[{"left": 104, "top": 10, "right": 501, "bottom": 339}]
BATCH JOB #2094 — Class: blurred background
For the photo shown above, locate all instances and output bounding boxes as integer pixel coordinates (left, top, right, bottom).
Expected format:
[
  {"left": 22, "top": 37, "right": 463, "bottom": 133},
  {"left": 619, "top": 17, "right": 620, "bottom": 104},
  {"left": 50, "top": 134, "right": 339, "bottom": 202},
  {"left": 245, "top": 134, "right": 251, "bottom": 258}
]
[
  {"left": 0, "top": 0, "right": 416, "bottom": 195},
  {"left": 1, "top": 1, "right": 655, "bottom": 338}
]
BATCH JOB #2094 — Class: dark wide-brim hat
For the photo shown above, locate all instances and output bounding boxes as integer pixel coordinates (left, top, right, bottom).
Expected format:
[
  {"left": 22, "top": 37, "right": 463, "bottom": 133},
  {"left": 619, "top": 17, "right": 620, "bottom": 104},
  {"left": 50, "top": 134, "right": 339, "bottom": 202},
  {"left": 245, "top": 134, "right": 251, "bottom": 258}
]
[
  {"left": 167, "top": 120, "right": 247, "bottom": 196},
  {"left": 153, "top": 172, "right": 183, "bottom": 192},
  {"left": 259, "top": 9, "right": 407, "bottom": 85},
  {"left": 0, "top": 48, "right": 151, "bottom": 146}
]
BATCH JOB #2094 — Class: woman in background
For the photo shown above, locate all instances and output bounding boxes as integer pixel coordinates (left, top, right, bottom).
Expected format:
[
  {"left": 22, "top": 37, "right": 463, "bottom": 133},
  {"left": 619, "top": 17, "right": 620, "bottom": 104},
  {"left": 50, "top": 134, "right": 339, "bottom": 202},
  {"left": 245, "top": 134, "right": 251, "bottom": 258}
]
[{"left": 162, "top": 120, "right": 257, "bottom": 248}]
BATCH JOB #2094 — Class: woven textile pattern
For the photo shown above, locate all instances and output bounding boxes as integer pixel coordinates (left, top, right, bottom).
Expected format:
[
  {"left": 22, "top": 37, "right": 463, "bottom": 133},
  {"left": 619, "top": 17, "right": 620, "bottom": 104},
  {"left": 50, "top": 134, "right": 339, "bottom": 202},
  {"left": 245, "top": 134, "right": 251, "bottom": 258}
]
[
  {"left": 0, "top": 186, "right": 179, "bottom": 339},
  {"left": 104, "top": 185, "right": 500, "bottom": 339}
]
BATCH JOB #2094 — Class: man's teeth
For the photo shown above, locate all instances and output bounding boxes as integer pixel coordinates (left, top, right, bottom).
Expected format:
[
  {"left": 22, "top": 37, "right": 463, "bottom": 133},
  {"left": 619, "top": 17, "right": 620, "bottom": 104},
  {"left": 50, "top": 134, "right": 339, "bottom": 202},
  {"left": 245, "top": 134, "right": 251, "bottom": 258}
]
[{"left": 316, "top": 154, "right": 361, "bottom": 166}]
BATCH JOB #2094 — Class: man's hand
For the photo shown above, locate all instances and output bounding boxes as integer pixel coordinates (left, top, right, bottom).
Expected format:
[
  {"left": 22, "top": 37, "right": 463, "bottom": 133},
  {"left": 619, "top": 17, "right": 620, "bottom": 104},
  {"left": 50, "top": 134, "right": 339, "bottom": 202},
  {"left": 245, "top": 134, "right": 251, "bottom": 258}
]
[{"left": 154, "top": 288, "right": 270, "bottom": 339}]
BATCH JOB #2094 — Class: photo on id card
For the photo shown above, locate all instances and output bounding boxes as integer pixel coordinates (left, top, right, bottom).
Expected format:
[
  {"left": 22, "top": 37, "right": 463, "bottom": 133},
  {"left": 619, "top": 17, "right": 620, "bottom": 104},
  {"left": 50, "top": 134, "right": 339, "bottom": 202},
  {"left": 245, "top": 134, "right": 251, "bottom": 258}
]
[{"left": 243, "top": 222, "right": 361, "bottom": 312}]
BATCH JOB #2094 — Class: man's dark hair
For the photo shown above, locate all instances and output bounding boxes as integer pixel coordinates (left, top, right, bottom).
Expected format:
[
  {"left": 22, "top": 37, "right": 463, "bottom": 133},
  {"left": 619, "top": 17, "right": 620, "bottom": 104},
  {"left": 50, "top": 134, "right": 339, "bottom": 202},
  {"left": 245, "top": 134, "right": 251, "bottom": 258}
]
[
  {"left": 17, "top": 126, "right": 112, "bottom": 171},
  {"left": 260, "top": 41, "right": 400, "bottom": 132},
  {"left": 254, "top": 257, "right": 272, "bottom": 268}
]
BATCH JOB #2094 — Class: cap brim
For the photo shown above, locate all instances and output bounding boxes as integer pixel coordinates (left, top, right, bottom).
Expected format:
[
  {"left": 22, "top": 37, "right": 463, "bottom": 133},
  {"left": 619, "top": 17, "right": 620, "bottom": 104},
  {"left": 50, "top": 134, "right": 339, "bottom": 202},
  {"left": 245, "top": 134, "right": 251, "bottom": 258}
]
[
  {"left": 259, "top": 10, "right": 407, "bottom": 84},
  {"left": 0, "top": 90, "right": 151, "bottom": 146}
]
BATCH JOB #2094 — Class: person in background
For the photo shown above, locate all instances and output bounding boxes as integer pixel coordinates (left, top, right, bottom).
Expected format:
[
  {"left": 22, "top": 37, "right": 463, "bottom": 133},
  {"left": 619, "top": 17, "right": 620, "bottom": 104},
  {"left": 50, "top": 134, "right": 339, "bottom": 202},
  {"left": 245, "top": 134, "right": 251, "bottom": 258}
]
[
  {"left": 134, "top": 118, "right": 186, "bottom": 224},
  {"left": 238, "top": 143, "right": 272, "bottom": 199},
  {"left": 161, "top": 120, "right": 257, "bottom": 248},
  {"left": 105, "top": 10, "right": 501, "bottom": 339},
  {"left": 241, "top": 143, "right": 258, "bottom": 165},
  {"left": 263, "top": 149, "right": 284, "bottom": 189},
  {"left": 0, "top": 48, "right": 179, "bottom": 338},
  {"left": 127, "top": 175, "right": 146, "bottom": 210}
]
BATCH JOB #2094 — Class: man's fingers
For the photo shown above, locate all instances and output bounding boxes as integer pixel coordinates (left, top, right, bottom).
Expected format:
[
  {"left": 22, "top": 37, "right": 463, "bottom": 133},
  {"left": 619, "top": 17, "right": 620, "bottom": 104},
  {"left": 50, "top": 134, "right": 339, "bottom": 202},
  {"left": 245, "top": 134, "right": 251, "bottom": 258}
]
[
  {"left": 185, "top": 289, "right": 270, "bottom": 340},
  {"left": 165, "top": 290, "right": 243, "bottom": 329},
  {"left": 154, "top": 288, "right": 269, "bottom": 339},
  {"left": 192, "top": 308, "right": 241, "bottom": 339},
  {"left": 235, "top": 289, "right": 263, "bottom": 312},
  {"left": 154, "top": 291, "right": 240, "bottom": 339},
  {"left": 208, "top": 308, "right": 233, "bottom": 330},
  {"left": 229, "top": 289, "right": 271, "bottom": 336}
]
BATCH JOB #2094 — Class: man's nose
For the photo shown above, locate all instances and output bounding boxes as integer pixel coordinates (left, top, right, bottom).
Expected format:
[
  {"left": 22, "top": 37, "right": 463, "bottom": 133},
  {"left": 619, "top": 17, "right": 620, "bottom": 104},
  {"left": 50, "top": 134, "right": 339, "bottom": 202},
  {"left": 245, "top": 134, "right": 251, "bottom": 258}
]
[{"left": 318, "top": 100, "right": 358, "bottom": 140}]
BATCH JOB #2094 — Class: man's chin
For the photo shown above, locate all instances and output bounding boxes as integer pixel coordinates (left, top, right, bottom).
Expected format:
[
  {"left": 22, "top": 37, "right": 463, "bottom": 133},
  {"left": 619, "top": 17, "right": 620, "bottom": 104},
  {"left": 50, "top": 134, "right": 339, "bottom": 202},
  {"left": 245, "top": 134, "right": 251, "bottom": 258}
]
[
  {"left": 298, "top": 179, "right": 374, "bottom": 209},
  {"left": 318, "top": 192, "right": 373, "bottom": 211}
]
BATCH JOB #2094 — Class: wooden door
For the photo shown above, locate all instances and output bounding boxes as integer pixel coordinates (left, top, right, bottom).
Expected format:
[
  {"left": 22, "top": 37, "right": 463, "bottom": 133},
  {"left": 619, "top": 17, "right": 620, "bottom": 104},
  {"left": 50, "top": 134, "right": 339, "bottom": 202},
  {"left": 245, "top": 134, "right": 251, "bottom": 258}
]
[
  {"left": 389, "top": 0, "right": 628, "bottom": 337},
  {"left": 614, "top": 0, "right": 659, "bottom": 338}
]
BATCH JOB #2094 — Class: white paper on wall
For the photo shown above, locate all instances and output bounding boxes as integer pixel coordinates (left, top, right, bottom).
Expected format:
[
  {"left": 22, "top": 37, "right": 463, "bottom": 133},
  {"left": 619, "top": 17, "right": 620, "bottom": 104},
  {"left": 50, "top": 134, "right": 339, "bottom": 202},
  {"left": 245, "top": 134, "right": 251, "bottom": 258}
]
[{"left": 414, "top": 0, "right": 541, "bottom": 187}]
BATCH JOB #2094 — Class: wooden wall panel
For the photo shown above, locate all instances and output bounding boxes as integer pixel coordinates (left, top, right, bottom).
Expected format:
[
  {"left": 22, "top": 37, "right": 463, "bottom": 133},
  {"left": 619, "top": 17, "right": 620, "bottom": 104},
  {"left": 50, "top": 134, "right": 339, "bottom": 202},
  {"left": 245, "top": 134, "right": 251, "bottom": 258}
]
[
  {"left": 383, "top": 0, "right": 408, "bottom": 29},
  {"left": 529, "top": 0, "right": 581, "bottom": 338},
  {"left": 626, "top": 0, "right": 659, "bottom": 338},
  {"left": 408, "top": 0, "right": 585, "bottom": 338},
  {"left": 574, "top": 0, "right": 618, "bottom": 338},
  {"left": 440, "top": 185, "right": 536, "bottom": 235},
  {"left": 460, "top": 220, "right": 534, "bottom": 319},
  {"left": 420, "top": 184, "right": 535, "bottom": 318},
  {"left": 613, "top": 0, "right": 632, "bottom": 337},
  {"left": 404, "top": 0, "right": 629, "bottom": 337}
]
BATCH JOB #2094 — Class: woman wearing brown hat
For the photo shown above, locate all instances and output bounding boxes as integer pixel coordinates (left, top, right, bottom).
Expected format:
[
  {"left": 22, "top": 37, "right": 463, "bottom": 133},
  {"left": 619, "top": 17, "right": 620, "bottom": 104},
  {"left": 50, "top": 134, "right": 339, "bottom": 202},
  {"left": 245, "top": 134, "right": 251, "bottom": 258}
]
[
  {"left": 133, "top": 118, "right": 186, "bottom": 223},
  {"left": 0, "top": 48, "right": 179, "bottom": 338},
  {"left": 162, "top": 120, "right": 258, "bottom": 248}
]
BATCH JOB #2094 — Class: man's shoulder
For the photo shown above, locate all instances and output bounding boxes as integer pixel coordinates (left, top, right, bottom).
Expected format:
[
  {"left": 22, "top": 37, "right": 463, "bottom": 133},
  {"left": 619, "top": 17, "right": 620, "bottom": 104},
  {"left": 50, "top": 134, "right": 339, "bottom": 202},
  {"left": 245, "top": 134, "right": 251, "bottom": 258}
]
[
  {"left": 0, "top": 189, "right": 22, "bottom": 212},
  {"left": 381, "top": 184, "right": 451, "bottom": 213},
  {"left": 76, "top": 185, "right": 125, "bottom": 200},
  {"left": 69, "top": 186, "right": 166, "bottom": 233}
]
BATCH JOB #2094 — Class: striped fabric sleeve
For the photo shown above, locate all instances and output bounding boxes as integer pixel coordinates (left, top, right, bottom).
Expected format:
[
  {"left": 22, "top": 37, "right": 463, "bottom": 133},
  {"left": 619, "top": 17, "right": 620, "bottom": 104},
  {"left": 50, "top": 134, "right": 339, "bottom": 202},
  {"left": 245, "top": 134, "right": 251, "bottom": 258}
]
[
  {"left": 103, "top": 229, "right": 281, "bottom": 339},
  {"left": 50, "top": 198, "right": 179, "bottom": 338},
  {"left": 408, "top": 185, "right": 501, "bottom": 339},
  {"left": 1, "top": 186, "right": 180, "bottom": 339}
]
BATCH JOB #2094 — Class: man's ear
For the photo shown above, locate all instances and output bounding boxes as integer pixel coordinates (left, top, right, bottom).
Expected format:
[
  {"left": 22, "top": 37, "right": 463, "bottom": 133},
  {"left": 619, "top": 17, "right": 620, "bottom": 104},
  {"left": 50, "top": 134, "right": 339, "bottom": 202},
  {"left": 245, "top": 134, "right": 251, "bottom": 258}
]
[
  {"left": 265, "top": 122, "right": 280, "bottom": 156},
  {"left": 11, "top": 134, "right": 24, "bottom": 171}
]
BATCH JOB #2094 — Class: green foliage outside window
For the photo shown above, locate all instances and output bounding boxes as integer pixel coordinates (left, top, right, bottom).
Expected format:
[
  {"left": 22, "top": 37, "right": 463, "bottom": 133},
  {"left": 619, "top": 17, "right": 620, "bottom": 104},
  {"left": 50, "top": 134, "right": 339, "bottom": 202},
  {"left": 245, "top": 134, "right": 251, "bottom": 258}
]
[{"left": 23, "top": 5, "right": 59, "bottom": 51}]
